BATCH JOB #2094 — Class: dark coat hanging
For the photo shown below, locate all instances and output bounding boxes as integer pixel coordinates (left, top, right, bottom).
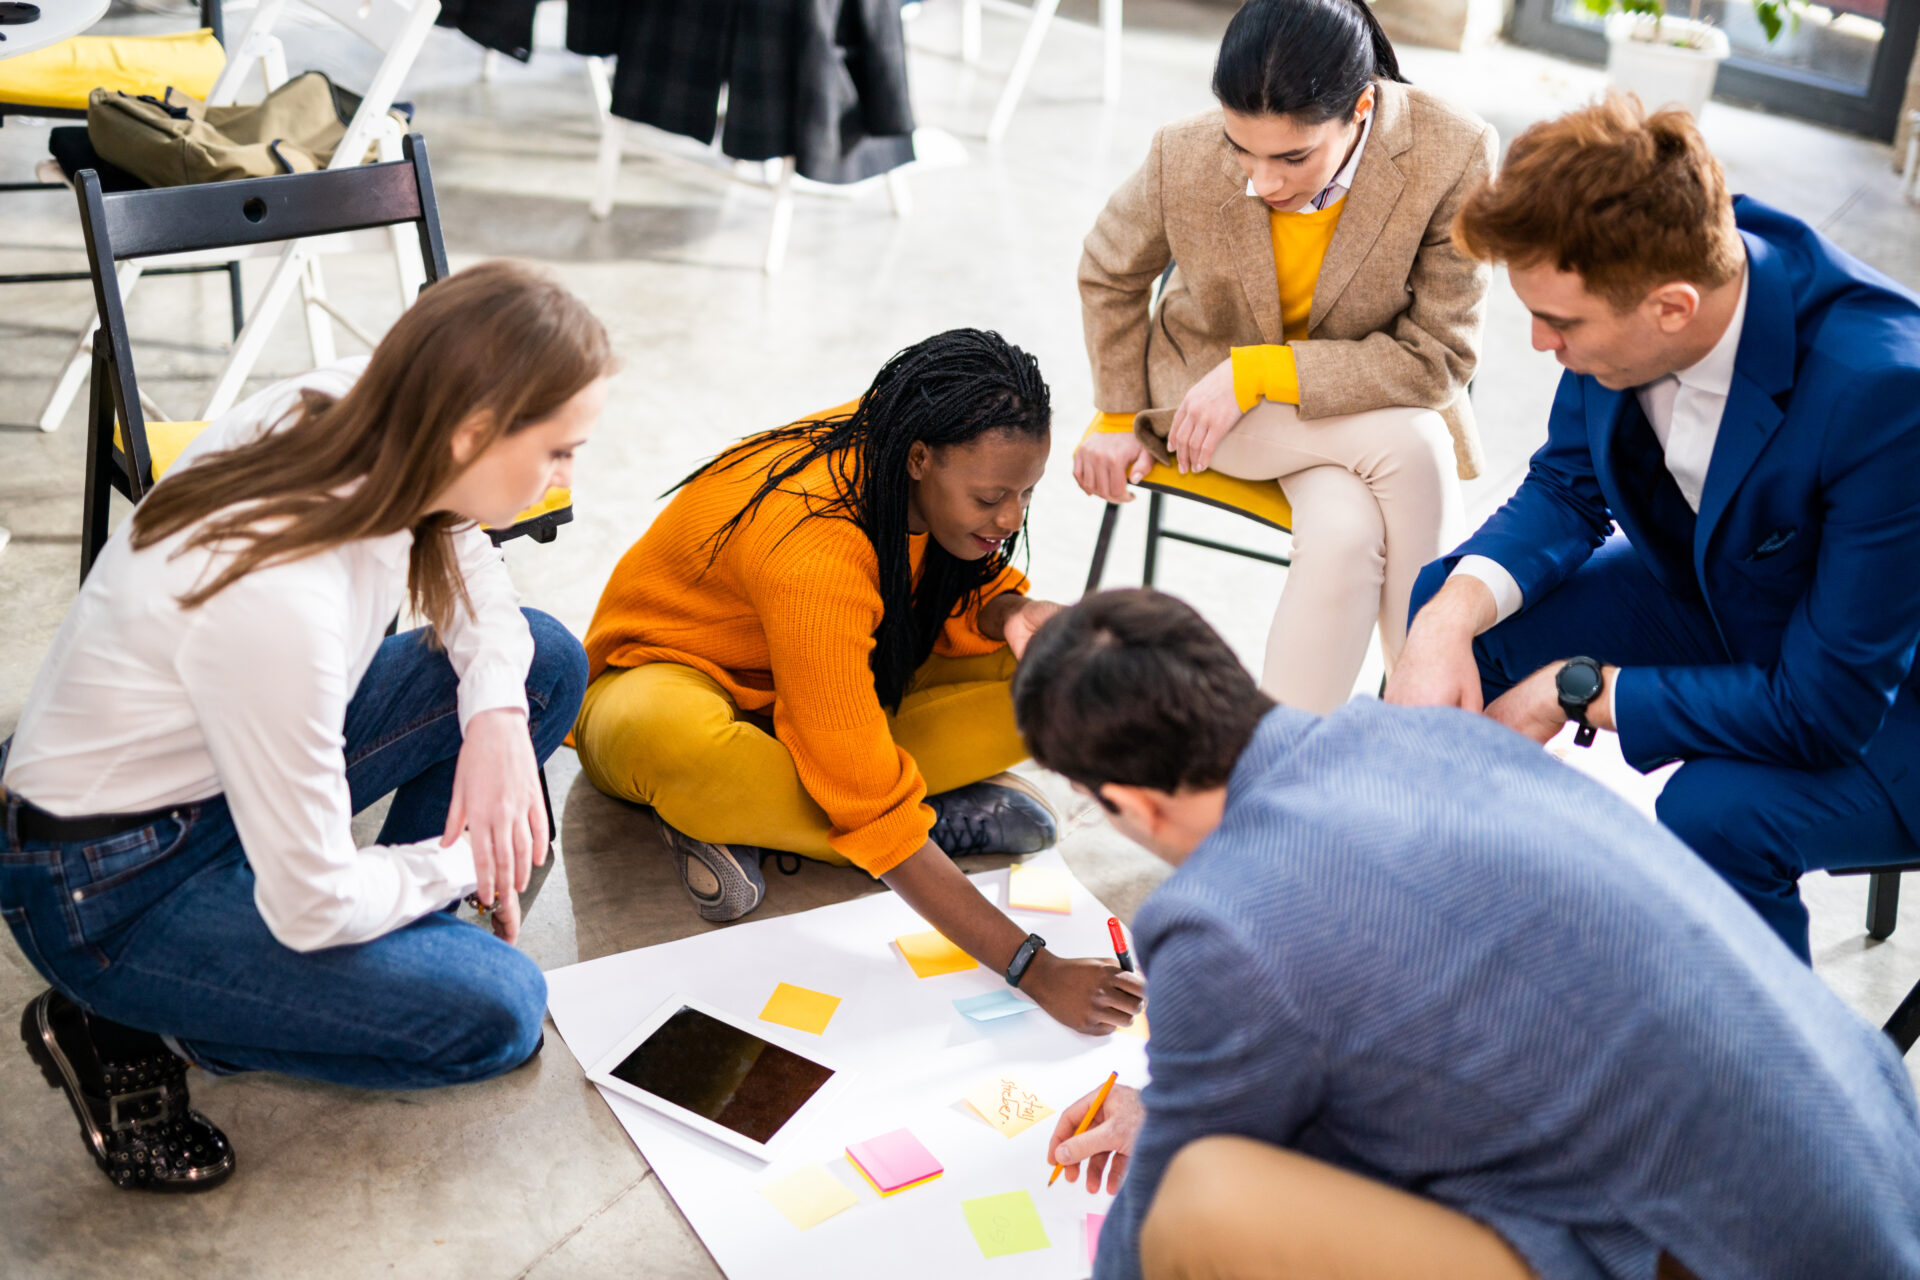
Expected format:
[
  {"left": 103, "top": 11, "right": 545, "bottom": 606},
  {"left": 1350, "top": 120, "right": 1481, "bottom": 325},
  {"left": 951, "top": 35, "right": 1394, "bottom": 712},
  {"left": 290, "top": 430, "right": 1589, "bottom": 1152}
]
[{"left": 566, "top": 0, "right": 916, "bottom": 185}]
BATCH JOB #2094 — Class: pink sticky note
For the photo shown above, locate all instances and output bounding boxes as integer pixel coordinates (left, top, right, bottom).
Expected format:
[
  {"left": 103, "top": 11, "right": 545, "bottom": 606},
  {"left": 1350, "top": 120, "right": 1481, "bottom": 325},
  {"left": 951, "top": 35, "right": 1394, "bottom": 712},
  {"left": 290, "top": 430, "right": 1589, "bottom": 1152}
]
[
  {"left": 846, "top": 1127, "right": 944, "bottom": 1196},
  {"left": 1086, "top": 1212, "right": 1106, "bottom": 1266}
]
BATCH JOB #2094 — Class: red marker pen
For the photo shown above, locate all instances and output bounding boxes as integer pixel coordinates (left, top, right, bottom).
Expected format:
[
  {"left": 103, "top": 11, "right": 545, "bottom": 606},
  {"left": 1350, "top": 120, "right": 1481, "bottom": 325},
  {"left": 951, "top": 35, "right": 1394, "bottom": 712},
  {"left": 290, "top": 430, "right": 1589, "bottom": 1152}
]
[{"left": 1107, "top": 916, "right": 1134, "bottom": 973}]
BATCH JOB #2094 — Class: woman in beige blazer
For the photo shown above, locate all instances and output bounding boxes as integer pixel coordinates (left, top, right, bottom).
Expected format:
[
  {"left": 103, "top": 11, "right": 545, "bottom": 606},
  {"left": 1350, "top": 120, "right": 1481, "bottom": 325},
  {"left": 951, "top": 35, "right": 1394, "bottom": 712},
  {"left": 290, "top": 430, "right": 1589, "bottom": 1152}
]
[{"left": 1075, "top": 0, "right": 1496, "bottom": 712}]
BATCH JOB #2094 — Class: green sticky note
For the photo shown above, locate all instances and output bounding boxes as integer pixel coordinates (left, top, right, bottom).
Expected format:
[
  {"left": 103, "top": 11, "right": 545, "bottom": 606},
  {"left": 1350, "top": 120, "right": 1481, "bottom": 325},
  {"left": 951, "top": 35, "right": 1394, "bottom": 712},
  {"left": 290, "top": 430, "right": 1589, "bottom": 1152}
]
[{"left": 961, "top": 1190, "right": 1051, "bottom": 1258}]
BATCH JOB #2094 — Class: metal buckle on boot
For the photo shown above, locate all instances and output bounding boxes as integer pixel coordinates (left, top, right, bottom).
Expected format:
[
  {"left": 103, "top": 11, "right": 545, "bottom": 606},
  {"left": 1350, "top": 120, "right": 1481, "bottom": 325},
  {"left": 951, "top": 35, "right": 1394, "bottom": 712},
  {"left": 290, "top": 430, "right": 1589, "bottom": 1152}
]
[{"left": 106, "top": 1084, "right": 172, "bottom": 1132}]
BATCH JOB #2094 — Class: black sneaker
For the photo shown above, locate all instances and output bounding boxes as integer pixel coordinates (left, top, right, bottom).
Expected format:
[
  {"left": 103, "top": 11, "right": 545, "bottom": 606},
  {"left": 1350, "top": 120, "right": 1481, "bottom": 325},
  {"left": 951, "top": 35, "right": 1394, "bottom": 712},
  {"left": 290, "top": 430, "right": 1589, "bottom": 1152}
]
[
  {"left": 928, "top": 772, "right": 1060, "bottom": 857},
  {"left": 20, "top": 989, "right": 234, "bottom": 1192},
  {"left": 653, "top": 812, "right": 772, "bottom": 923}
]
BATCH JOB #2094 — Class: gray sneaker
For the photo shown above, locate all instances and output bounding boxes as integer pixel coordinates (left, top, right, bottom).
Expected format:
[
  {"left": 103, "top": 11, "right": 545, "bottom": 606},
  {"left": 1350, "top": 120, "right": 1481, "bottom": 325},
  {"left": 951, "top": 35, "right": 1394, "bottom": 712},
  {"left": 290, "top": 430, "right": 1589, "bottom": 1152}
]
[
  {"left": 653, "top": 813, "right": 771, "bottom": 923},
  {"left": 928, "top": 772, "right": 1060, "bottom": 857}
]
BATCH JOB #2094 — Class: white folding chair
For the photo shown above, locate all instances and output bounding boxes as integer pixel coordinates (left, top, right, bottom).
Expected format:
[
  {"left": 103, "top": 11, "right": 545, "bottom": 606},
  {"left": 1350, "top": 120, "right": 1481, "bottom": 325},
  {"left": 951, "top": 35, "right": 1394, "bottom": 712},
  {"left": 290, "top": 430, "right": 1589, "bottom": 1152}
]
[
  {"left": 36, "top": 0, "right": 441, "bottom": 429},
  {"left": 961, "top": 0, "right": 1121, "bottom": 145}
]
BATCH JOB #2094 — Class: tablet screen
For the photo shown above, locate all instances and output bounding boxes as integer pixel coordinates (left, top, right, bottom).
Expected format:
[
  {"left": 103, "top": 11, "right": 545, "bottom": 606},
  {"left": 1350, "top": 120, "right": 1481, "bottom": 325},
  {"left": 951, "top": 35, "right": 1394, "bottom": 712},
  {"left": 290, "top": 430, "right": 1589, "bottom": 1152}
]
[{"left": 607, "top": 1005, "right": 835, "bottom": 1144}]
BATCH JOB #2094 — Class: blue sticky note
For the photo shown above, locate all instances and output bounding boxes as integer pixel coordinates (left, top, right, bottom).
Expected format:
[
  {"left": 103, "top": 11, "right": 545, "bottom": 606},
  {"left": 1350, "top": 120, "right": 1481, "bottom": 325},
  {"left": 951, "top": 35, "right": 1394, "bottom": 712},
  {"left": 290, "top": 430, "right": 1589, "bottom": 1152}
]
[{"left": 954, "top": 990, "right": 1039, "bottom": 1022}]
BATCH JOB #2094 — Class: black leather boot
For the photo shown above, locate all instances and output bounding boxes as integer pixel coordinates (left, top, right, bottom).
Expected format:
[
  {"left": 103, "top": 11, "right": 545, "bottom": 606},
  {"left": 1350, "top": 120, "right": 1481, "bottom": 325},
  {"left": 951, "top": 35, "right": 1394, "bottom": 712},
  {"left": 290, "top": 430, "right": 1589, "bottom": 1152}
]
[
  {"left": 928, "top": 772, "right": 1059, "bottom": 856},
  {"left": 20, "top": 989, "right": 234, "bottom": 1192}
]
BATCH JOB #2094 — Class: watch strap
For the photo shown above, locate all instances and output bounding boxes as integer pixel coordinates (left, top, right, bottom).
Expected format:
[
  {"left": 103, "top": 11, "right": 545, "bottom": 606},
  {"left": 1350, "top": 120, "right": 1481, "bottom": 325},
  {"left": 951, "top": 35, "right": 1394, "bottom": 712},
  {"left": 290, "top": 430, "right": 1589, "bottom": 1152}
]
[{"left": 1005, "top": 933, "right": 1045, "bottom": 988}]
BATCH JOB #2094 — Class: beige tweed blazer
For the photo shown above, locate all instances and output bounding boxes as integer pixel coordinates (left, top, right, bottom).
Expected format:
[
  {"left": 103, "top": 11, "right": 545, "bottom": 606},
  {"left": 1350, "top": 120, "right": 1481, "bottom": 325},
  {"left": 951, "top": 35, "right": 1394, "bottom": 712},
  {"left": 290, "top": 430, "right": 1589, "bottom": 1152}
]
[{"left": 1078, "top": 80, "right": 1497, "bottom": 480}]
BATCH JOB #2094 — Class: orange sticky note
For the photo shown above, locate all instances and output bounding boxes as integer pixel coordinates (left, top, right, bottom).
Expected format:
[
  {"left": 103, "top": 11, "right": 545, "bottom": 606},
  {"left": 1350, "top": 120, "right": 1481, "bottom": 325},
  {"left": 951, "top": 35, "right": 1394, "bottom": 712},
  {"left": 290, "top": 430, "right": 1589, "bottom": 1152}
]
[
  {"left": 894, "top": 929, "right": 977, "bottom": 978},
  {"left": 963, "top": 1074, "right": 1055, "bottom": 1138},
  {"left": 1008, "top": 863, "right": 1073, "bottom": 914},
  {"left": 759, "top": 982, "right": 842, "bottom": 1035},
  {"left": 1116, "top": 1011, "right": 1149, "bottom": 1040}
]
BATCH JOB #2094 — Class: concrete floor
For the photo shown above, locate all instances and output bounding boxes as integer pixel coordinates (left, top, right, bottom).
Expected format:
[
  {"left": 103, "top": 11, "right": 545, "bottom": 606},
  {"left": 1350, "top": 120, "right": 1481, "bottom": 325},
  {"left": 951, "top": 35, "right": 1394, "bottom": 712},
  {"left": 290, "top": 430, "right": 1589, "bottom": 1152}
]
[{"left": 1, "top": 2, "right": 1918, "bottom": 1275}]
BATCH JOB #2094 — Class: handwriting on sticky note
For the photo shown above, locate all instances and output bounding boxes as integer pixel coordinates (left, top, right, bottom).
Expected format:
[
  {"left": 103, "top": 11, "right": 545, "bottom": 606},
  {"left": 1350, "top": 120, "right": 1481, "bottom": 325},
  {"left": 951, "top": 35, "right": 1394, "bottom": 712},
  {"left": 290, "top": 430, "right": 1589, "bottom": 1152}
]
[
  {"left": 1008, "top": 863, "right": 1072, "bottom": 914},
  {"left": 758, "top": 1164, "right": 857, "bottom": 1230},
  {"left": 758, "top": 982, "right": 841, "bottom": 1035},
  {"left": 962, "top": 1190, "right": 1051, "bottom": 1258},
  {"left": 963, "top": 1074, "right": 1055, "bottom": 1138},
  {"left": 894, "top": 928, "right": 977, "bottom": 978}
]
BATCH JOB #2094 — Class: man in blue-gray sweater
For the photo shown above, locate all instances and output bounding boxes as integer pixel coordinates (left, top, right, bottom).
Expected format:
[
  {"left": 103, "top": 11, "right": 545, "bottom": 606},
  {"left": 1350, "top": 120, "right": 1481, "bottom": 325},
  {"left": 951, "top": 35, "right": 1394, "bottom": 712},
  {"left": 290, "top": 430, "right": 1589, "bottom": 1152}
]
[{"left": 1012, "top": 589, "right": 1920, "bottom": 1280}]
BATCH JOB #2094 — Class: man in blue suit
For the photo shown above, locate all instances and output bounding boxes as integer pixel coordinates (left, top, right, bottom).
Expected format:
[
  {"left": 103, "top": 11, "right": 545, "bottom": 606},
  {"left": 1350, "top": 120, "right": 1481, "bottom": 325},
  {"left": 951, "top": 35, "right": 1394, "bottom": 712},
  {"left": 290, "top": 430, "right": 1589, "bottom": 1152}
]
[{"left": 1391, "top": 96, "right": 1920, "bottom": 963}]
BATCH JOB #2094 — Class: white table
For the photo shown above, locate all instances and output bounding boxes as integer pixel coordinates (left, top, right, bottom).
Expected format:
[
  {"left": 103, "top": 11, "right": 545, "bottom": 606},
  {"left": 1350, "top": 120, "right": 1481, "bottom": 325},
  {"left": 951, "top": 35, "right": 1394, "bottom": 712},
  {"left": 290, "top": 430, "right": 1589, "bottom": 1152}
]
[
  {"left": 1, "top": 0, "right": 109, "bottom": 58},
  {"left": 1, "top": 0, "right": 110, "bottom": 555}
]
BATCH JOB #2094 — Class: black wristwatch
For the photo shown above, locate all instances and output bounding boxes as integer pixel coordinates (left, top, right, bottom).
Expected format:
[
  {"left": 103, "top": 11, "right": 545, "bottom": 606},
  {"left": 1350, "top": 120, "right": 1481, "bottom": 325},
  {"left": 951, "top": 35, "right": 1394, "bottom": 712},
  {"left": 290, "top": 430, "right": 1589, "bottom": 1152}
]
[
  {"left": 1555, "top": 656, "right": 1605, "bottom": 748},
  {"left": 1005, "top": 933, "right": 1046, "bottom": 988}
]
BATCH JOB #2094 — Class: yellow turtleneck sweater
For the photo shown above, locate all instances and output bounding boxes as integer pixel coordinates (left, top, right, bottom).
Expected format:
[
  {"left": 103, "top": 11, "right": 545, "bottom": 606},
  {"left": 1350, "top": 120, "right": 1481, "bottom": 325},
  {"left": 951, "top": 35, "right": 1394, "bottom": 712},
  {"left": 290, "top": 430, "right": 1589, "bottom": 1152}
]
[{"left": 1092, "top": 197, "right": 1346, "bottom": 435}]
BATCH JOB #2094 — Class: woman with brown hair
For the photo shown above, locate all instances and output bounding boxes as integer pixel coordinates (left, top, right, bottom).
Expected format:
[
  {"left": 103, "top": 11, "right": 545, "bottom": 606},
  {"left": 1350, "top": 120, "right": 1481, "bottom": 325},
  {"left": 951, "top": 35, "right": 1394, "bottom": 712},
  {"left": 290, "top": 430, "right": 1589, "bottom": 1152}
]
[
  {"left": 1074, "top": 0, "right": 1495, "bottom": 712},
  {"left": 0, "top": 261, "right": 603, "bottom": 1192}
]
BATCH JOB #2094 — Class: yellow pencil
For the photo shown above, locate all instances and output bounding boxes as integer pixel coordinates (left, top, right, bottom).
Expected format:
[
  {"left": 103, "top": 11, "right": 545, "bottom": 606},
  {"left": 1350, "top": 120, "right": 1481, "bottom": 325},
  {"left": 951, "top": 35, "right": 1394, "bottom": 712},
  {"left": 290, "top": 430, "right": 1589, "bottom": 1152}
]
[{"left": 1048, "top": 1070, "right": 1119, "bottom": 1187}]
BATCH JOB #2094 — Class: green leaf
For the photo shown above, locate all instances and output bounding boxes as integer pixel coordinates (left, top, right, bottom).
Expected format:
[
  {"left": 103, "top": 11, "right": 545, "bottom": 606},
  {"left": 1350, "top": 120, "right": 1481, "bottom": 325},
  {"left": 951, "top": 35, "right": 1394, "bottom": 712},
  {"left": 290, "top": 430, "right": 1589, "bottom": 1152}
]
[{"left": 1755, "top": 0, "right": 1784, "bottom": 41}]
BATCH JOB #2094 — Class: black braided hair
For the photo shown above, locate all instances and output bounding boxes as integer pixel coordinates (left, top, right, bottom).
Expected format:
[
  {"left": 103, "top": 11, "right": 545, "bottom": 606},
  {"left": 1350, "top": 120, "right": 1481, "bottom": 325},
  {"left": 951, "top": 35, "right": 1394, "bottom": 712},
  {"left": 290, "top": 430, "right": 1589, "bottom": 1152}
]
[{"left": 672, "top": 328, "right": 1052, "bottom": 710}]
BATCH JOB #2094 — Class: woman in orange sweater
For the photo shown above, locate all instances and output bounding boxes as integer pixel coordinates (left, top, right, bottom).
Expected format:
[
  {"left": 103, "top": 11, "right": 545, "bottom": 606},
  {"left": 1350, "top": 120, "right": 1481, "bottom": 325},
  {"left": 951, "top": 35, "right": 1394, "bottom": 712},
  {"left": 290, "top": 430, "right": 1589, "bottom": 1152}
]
[{"left": 576, "top": 329, "right": 1143, "bottom": 1034}]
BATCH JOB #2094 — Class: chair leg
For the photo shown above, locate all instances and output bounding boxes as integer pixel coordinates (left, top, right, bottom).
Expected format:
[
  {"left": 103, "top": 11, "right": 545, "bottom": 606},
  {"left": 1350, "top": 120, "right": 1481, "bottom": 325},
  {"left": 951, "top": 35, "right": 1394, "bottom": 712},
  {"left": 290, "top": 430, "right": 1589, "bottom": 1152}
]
[
  {"left": 1885, "top": 978, "right": 1920, "bottom": 1056},
  {"left": 1100, "top": 0, "right": 1122, "bottom": 103},
  {"left": 986, "top": 0, "right": 1062, "bottom": 145},
  {"left": 519, "top": 761, "right": 560, "bottom": 920},
  {"left": 588, "top": 58, "right": 621, "bottom": 220},
  {"left": 1867, "top": 870, "right": 1901, "bottom": 941},
  {"left": 763, "top": 158, "right": 797, "bottom": 275},
  {"left": 226, "top": 260, "right": 245, "bottom": 340},
  {"left": 79, "top": 345, "right": 113, "bottom": 584},
  {"left": 1142, "top": 489, "right": 1163, "bottom": 587},
  {"left": 1084, "top": 502, "right": 1121, "bottom": 597}
]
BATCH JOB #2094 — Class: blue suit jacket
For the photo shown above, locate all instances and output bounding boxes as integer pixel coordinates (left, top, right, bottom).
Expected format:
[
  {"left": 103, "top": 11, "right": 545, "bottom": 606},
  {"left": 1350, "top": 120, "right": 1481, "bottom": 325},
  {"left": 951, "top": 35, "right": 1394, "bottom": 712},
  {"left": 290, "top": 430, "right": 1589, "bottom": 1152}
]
[{"left": 1433, "top": 197, "right": 1920, "bottom": 827}]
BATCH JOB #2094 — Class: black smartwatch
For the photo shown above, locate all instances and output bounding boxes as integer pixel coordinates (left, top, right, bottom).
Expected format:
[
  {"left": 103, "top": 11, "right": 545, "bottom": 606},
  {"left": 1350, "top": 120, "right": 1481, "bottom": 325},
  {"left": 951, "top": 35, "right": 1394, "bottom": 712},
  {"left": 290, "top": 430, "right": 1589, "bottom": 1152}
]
[
  {"left": 1005, "top": 933, "right": 1045, "bottom": 988},
  {"left": 1555, "top": 656, "right": 1605, "bottom": 748}
]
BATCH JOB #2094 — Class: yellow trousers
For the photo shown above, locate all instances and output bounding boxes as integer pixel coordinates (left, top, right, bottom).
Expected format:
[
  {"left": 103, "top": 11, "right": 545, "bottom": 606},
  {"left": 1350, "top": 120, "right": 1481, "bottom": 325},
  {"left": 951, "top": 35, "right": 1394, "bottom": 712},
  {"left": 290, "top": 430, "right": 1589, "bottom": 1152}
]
[{"left": 573, "top": 650, "right": 1028, "bottom": 867}]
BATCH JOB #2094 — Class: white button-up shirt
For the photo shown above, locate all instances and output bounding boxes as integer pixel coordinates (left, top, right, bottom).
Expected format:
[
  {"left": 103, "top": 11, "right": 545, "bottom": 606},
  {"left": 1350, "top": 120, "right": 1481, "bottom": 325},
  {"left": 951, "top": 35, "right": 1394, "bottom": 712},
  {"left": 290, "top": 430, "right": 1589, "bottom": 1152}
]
[
  {"left": 1448, "top": 268, "right": 1749, "bottom": 724},
  {"left": 3, "top": 359, "right": 532, "bottom": 951}
]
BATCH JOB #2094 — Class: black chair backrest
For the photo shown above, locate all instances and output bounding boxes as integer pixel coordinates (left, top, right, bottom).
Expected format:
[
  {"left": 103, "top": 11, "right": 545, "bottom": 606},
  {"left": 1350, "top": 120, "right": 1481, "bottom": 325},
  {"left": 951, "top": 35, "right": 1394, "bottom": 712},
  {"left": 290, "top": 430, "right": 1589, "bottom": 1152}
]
[
  {"left": 75, "top": 132, "right": 449, "bottom": 493},
  {"left": 202, "top": 0, "right": 225, "bottom": 47}
]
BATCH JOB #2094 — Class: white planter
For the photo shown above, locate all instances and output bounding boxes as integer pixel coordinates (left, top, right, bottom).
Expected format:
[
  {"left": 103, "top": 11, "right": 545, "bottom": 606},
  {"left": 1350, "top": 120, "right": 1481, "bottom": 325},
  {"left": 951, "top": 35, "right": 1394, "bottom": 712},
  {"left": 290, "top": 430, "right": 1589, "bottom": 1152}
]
[{"left": 1604, "top": 12, "right": 1731, "bottom": 120}]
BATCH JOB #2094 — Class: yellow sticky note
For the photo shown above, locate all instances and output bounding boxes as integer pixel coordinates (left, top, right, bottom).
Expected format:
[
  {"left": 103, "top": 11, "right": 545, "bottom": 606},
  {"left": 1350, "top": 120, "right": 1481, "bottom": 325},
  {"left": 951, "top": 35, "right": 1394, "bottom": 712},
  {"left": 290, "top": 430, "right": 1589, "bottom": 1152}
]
[
  {"left": 1116, "top": 1011, "right": 1149, "bottom": 1040},
  {"left": 1008, "top": 864, "right": 1073, "bottom": 914},
  {"left": 758, "top": 1164, "right": 858, "bottom": 1230},
  {"left": 895, "top": 929, "right": 978, "bottom": 978},
  {"left": 759, "top": 982, "right": 842, "bottom": 1035},
  {"left": 963, "top": 1074, "right": 1055, "bottom": 1138}
]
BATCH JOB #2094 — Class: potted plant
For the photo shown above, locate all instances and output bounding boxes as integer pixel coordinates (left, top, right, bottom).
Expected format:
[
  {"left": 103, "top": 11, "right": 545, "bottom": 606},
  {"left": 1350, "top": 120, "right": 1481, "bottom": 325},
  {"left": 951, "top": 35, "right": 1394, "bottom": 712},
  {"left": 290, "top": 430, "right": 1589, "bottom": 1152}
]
[{"left": 1581, "top": 0, "right": 1797, "bottom": 120}]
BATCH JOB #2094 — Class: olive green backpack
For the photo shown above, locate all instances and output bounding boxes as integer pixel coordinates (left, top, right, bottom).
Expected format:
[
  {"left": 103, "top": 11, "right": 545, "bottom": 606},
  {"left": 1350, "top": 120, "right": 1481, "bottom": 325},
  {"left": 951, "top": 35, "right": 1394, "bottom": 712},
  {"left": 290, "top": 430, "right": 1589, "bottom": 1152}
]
[{"left": 85, "top": 71, "right": 404, "bottom": 188}]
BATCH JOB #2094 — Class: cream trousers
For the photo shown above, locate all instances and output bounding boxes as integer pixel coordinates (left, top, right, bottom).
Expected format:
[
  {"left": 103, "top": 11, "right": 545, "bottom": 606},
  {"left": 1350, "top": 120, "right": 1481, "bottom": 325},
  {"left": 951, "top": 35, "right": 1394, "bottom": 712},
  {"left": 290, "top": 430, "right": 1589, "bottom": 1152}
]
[{"left": 1207, "top": 400, "right": 1463, "bottom": 713}]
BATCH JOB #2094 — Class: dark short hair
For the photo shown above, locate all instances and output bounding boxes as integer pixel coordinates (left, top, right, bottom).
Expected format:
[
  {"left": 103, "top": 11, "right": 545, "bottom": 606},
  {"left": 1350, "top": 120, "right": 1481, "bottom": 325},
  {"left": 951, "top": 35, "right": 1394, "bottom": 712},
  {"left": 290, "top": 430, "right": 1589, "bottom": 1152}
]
[
  {"left": 1212, "top": 0, "right": 1407, "bottom": 127},
  {"left": 1012, "top": 590, "right": 1275, "bottom": 800}
]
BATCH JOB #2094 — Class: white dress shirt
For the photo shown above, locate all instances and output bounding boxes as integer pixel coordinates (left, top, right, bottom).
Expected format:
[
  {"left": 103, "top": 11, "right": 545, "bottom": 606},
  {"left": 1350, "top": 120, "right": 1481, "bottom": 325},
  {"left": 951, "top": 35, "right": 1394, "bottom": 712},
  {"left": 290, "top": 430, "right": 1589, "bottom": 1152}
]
[
  {"left": 1247, "top": 106, "right": 1373, "bottom": 212},
  {"left": 1448, "top": 268, "right": 1749, "bottom": 723},
  {"left": 3, "top": 359, "right": 534, "bottom": 952}
]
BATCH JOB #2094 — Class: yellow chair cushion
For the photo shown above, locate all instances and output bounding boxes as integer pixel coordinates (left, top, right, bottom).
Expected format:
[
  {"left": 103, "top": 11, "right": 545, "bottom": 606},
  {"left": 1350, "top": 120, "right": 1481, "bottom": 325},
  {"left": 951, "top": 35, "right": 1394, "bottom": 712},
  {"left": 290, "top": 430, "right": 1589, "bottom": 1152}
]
[
  {"left": 1077, "top": 419, "right": 1292, "bottom": 532},
  {"left": 114, "top": 419, "right": 210, "bottom": 480},
  {"left": 0, "top": 30, "right": 225, "bottom": 112},
  {"left": 486, "top": 487, "right": 573, "bottom": 531}
]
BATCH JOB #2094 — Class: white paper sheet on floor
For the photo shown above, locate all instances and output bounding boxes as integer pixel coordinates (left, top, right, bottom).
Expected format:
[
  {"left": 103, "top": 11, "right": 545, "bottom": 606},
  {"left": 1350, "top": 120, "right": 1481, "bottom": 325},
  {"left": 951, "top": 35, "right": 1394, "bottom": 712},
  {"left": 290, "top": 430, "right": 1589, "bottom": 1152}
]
[{"left": 545, "top": 848, "right": 1148, "bottom": 1279}]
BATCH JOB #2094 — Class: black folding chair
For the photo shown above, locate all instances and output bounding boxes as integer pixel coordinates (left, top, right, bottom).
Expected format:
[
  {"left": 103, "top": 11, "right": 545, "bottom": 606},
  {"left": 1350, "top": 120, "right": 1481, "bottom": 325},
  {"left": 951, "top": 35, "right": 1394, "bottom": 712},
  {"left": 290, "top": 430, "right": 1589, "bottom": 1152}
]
[{"left": 74, "top": 132, "right": 566, "bottom": 857}]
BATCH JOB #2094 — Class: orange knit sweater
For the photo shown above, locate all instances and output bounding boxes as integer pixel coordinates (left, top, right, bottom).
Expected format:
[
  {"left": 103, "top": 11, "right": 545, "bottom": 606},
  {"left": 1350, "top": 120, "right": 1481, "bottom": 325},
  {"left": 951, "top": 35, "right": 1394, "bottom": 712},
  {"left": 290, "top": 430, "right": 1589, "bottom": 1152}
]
[{"left": 581, "top": 423, "right": 1027, "bottom": 876}]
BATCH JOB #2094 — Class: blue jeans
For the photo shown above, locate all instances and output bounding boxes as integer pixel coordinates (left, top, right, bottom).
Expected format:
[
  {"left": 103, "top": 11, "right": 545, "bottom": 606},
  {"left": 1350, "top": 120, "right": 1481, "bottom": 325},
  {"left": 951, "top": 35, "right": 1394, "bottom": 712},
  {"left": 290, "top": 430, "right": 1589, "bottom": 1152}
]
[
  {"left": 1411, "top": 535, "right": 1920, "bottom": 962},
  {"left": 0, "top": 609, "right": 587, "bottom": 1090}
]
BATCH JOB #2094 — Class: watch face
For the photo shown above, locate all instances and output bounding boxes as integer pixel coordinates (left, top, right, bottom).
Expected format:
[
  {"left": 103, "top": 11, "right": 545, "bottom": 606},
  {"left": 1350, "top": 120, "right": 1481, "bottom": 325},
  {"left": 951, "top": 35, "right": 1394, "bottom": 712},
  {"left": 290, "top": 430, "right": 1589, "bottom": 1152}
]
[{"left": 1556, "top": 661, "right": 1604, "bottom": 703}]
